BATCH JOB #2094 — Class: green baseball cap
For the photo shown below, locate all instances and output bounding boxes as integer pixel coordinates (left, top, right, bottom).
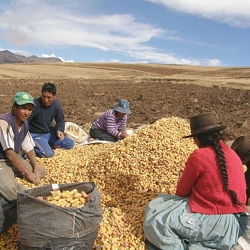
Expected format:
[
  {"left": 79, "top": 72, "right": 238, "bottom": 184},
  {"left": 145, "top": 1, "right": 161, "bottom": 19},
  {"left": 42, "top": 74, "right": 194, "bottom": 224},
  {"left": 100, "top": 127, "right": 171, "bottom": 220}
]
[{"left": 14, "top": 92, "right": 35, "bottom": 106}]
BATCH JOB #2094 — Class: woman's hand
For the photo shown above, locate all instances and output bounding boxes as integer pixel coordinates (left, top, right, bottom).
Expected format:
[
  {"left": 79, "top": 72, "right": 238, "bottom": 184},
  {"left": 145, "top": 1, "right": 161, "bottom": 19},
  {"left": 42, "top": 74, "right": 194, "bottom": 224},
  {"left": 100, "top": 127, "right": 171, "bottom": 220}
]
[{"left": 119, "top": 131, "right": 128, "bottom": 139}]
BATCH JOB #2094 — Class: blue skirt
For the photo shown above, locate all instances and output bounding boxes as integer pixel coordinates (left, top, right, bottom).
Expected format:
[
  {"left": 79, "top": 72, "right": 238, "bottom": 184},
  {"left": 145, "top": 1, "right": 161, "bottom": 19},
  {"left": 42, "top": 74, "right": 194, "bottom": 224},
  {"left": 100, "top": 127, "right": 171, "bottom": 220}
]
[{"left": 143, "top": 194, "right": 240, "bottom": 250}]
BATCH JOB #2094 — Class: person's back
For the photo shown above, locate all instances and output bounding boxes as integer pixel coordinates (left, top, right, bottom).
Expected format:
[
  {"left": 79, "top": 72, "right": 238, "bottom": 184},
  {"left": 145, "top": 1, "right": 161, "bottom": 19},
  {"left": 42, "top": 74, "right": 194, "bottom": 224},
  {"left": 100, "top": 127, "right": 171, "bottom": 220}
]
[{"left": 177, "top": 141, "right": 246, "bottom": 214}]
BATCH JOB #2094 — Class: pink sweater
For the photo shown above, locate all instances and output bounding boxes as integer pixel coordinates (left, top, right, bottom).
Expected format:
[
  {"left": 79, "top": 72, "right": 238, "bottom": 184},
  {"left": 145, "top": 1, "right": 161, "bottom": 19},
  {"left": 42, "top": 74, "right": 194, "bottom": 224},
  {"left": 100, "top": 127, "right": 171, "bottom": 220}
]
[{"left": 176, "top": 141, "right": 246, "bottom": 215}]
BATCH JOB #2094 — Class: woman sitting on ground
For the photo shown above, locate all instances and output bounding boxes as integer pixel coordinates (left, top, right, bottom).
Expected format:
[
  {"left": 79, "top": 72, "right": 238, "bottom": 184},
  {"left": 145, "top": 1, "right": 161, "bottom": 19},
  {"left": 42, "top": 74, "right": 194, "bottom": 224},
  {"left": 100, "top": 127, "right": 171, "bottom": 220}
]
[
  {"left": 143, "top": 113, "right": 248, "bottom": 250},
  {"left": 89, "top": 99, "right": 132, "bottom": 142}
]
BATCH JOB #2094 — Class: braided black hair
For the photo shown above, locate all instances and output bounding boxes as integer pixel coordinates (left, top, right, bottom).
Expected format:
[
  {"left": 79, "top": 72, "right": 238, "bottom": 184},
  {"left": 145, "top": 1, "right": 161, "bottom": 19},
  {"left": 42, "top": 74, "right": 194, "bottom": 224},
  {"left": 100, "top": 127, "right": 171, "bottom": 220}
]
[{"left": 198, "top": 131, "right": 243, "bottom": 206}]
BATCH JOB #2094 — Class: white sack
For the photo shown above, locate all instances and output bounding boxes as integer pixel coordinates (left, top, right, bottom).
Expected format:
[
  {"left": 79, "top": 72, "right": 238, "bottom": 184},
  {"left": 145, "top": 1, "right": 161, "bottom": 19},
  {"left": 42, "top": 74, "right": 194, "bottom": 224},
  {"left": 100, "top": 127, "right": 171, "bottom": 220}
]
[{"left": 65, "top": 122, "right": 88, "bottom": 144}]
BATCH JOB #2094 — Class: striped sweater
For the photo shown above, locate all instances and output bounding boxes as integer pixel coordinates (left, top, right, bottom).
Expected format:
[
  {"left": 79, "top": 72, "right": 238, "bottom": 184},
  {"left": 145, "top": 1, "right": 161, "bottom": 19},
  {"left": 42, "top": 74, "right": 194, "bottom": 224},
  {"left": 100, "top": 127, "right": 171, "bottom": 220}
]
[{"left": 93, "top": 109, "right": 127, "bottom": 138}]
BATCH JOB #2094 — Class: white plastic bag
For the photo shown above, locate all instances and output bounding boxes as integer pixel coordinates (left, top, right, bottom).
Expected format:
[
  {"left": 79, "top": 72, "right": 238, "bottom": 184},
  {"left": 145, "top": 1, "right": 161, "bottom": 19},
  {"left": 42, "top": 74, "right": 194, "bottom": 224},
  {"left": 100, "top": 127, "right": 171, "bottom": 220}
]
[{"left": 64, "top": 122, "right": 88, "bottom": 144}]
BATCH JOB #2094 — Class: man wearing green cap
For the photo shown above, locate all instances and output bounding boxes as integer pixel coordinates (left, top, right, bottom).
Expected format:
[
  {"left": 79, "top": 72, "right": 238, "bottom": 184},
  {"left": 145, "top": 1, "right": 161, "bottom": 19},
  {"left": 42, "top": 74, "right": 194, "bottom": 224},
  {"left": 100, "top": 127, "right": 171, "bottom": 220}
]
[{"left": 0, "top": 92, "right": 46, "bottom": 233}]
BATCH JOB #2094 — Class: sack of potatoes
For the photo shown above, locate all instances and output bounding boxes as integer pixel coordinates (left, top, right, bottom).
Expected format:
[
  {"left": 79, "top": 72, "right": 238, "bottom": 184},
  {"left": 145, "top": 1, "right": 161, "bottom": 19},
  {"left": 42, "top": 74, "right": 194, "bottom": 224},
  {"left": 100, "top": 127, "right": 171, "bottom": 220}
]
[{"left": 17, "top": 182, "right": 102, "bottom": 250}]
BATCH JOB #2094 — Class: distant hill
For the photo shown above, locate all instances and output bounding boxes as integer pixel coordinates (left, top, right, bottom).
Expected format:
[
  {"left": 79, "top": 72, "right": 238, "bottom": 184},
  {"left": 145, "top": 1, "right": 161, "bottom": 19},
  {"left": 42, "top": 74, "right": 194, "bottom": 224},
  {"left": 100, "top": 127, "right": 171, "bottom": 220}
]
[{"left": 0, "top": 50, "right": 62, "bottom": 64}]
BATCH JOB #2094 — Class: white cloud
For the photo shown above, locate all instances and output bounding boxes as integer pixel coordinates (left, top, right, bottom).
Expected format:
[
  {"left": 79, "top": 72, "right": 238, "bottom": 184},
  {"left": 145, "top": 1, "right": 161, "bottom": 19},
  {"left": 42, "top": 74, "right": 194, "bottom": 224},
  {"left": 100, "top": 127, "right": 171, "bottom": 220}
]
[
  {"left": 0, "top": 0, "right": 223, "bottom": 66},
  {"left": 125, "top": 46, "right": 201, "bottom": 65},
  {"left": 205, "top": 59, "right": 222, "bottom": 67},
  {"left": 41, "top": 53, "right": 74, "bottom": 62},
  {"left": 0, "top": 1, "right": 164, "bottom": 50},
  {"left": 41, "top": 53, "right": 56, "bottom": 58},
  {"left": 146, "top": 0, "right": 250, "bottom": 28}
]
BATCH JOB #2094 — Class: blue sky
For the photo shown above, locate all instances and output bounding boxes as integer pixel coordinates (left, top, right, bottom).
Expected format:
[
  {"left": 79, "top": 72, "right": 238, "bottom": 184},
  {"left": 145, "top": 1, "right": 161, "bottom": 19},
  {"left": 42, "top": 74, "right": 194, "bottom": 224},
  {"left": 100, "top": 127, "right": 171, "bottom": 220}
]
[{"left": 0, "top": 0, "right": 249, "bottom": 66}]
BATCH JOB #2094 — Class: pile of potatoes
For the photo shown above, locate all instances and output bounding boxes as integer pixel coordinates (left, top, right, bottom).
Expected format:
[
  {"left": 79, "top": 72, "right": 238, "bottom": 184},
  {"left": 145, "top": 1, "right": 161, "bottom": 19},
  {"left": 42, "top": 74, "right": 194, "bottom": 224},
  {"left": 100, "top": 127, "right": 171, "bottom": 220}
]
[
  {"left": 0, "top": 116, "right": 196, "bottom": 250},
  {"left": 38, "top": 189, "right": 89, "bottom": 207}
]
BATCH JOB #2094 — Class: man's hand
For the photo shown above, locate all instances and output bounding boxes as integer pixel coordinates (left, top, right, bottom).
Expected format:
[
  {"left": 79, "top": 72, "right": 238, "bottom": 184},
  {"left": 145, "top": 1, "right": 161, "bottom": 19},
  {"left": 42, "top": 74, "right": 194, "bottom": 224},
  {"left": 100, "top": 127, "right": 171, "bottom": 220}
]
[
  {"left": 24, "top": 171, "right": 41, "bottom": 186},
  {"left": 33, "top": 167, "right": 42, "bottom": 180},
  {"left": 57, "top": 131, "right": 64, "bottom": 141}
]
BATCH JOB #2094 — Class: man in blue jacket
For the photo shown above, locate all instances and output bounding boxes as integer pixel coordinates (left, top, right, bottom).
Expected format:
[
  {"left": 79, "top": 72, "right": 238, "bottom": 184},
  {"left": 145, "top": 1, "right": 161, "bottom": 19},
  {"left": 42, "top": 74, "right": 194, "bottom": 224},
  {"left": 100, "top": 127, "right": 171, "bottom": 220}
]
[{"left": 28, "top": 82, "right": 74, "bottom": 158}]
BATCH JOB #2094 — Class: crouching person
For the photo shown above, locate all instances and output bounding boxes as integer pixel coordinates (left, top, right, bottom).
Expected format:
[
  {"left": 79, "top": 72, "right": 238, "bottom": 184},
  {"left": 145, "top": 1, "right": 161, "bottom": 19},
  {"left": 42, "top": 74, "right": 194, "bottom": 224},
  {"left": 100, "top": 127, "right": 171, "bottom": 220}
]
[{"left": 0, "top": 92, "right": 46, "bottom": 233}]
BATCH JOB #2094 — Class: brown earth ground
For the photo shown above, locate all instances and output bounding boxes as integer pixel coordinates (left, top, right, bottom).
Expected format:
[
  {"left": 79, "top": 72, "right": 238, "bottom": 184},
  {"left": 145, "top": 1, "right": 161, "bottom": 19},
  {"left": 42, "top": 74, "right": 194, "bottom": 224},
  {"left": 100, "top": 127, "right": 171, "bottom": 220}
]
[
  {"left": 0, "top": 63, "right": 250, "bottom": 141},
  {"left": 0, "top": 63, "right": 250, "bottom": 249}
]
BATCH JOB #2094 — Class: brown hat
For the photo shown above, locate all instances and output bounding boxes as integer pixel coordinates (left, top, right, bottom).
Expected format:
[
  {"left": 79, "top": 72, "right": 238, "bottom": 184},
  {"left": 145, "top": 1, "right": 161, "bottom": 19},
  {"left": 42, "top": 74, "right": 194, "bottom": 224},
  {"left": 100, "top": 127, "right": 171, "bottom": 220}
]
[
  {"left": 183, "top": 113, "right": 227, "bottom": 138},
  {"left": 231, "top": 136, "right": 250, "bottom": 164}
]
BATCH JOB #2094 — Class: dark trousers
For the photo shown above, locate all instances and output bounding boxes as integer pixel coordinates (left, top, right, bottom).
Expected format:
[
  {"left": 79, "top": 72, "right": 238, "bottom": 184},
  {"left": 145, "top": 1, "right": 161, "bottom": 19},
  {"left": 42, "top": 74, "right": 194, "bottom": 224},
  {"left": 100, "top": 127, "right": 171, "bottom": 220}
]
[{"left": 89, "top": 128, "right": 118, "bottom": 142}]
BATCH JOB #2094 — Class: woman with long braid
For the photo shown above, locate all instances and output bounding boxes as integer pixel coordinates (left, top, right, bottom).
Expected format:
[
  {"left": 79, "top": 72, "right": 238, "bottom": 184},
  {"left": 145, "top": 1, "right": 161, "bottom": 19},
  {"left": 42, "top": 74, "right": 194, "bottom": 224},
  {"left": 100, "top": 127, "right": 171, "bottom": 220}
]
[{"left": 143, "top": 114, "right": 248, "bottom": 250}]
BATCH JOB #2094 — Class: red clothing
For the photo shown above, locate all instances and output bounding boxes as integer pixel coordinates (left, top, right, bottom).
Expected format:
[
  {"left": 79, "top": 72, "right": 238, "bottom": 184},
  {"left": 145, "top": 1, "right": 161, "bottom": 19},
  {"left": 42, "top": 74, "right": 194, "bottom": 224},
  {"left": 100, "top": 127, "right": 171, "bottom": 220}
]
[{"left": 176, "top": 141, "right": 246, "bottom": 215}]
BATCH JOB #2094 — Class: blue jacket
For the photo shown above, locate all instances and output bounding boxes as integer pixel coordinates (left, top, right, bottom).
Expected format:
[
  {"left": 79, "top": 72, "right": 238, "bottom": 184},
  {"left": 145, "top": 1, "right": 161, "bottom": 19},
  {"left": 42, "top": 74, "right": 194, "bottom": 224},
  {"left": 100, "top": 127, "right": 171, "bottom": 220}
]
[{"left": 28, "top": 97, "right": 65, "bottom": 134}]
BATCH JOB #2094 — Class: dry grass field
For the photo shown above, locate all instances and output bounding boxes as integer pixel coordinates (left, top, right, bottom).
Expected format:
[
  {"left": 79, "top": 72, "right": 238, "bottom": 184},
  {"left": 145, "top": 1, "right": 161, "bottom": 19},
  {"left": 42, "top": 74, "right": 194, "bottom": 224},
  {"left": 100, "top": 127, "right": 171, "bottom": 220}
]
[{"left": 0, "top": 63, "right": 250, "bottom": 249}]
